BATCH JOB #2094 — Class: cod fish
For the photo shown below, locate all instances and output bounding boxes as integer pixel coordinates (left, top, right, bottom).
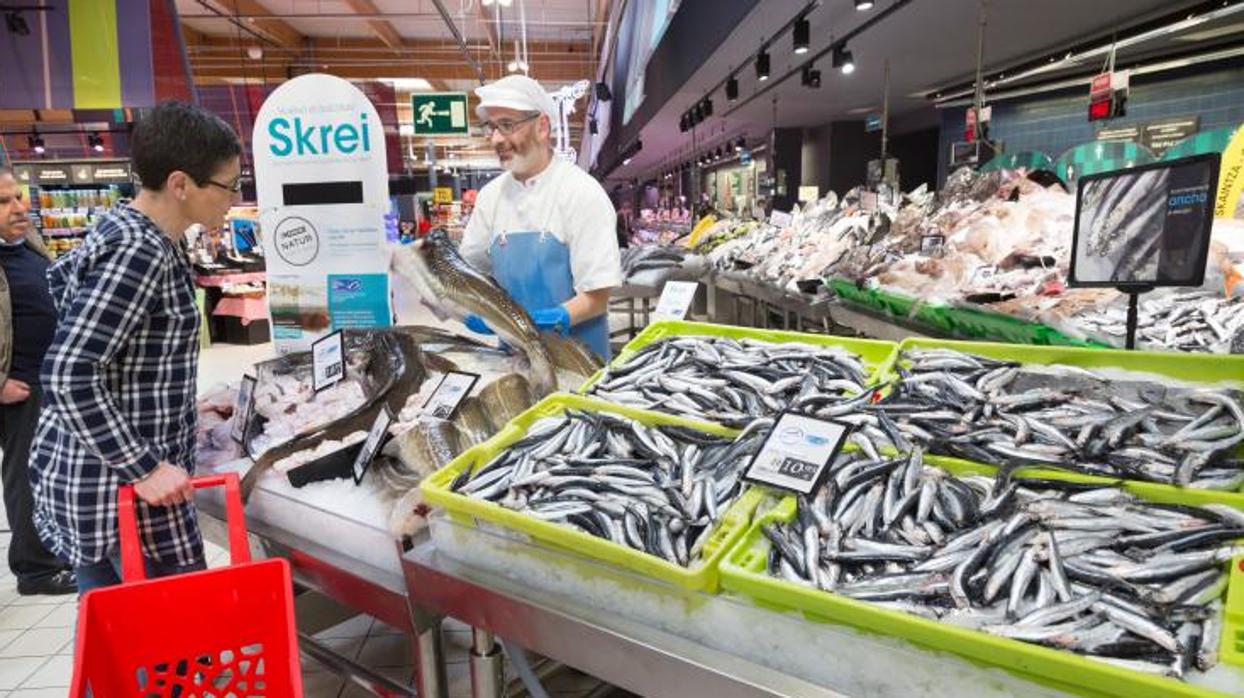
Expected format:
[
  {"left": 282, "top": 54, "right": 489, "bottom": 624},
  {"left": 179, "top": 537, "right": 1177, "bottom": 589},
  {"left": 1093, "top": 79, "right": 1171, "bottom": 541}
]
[
  {"left": 479, "top": 374, "right": 537, "bottom": 432},
  {"left": 765, "top": 449, "right": 1240, "bottom": 680},
  {"left": 452, "top": 410, "right": 769, "bottom": 567},
  {"left": 391, "top": 229, "right": 557, "bottom": 396},
  {"left": 543, "top": 332, "right": 604, "bottom": 378},
  {"left": 381, "top": 417, "right": 465, "bottom": 479},
  {"left": 453, "top": 396, "right": 493, "bottom": 446}
]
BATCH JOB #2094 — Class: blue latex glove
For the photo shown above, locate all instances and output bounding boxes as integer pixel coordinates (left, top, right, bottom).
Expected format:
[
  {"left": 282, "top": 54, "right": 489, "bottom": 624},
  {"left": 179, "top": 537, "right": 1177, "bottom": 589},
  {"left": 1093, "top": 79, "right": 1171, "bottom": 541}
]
[
  {"left": 463, "top": 314, "right": 494, "bottom": 335},
  {"left": 531, "top": 306, "right": 572, "bottom": 335}
]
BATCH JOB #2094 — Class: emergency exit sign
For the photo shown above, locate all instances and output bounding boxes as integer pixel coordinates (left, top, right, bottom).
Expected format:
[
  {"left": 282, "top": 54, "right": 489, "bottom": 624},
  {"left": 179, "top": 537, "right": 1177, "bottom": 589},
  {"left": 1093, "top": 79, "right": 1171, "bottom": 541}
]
[{"left": 411, "top": 93, "right": 470, "bottom": 135}]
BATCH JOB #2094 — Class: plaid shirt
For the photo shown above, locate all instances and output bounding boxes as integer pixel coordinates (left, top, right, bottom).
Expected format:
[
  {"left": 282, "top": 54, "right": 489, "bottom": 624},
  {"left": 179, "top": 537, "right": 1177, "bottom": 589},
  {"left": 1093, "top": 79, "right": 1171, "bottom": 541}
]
[{"left": 30, "top": 204, "right": 203, "bottom": 567}]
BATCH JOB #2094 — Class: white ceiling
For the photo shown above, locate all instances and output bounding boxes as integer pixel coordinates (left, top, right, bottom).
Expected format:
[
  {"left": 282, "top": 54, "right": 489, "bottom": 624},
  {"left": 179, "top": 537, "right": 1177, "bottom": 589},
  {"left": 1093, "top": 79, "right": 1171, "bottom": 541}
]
[{"left": 606, "top": 0, "right": 1210, "bottom": 181}]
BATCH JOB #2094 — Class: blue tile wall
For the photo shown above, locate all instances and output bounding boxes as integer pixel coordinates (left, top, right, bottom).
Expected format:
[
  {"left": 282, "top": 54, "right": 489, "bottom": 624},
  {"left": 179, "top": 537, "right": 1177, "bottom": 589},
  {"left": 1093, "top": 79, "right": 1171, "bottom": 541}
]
[{"left": 936, "top": 64, "right": 1244, "bottom": 184}]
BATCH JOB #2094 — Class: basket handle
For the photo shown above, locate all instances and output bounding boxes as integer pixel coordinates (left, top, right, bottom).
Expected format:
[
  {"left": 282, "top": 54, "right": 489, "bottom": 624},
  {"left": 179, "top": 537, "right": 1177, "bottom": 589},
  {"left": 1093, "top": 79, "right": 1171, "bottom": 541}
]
[{"left": 118, "top": 473, "right": 251, "bottom": 583}]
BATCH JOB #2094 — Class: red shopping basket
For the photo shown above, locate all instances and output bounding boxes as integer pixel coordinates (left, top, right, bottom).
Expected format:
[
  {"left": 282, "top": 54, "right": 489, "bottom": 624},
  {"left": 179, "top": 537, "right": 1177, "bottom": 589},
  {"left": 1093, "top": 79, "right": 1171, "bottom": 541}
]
[{"left": 70, "top": 473, "right": 303, "bottom": 697}]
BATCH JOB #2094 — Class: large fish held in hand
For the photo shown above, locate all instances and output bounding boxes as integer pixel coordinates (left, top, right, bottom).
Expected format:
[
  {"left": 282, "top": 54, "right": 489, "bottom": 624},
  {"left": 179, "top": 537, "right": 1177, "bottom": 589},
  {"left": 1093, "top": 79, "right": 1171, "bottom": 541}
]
[{"left": 391, "top": 229, "right": 558, "bottom": 396}]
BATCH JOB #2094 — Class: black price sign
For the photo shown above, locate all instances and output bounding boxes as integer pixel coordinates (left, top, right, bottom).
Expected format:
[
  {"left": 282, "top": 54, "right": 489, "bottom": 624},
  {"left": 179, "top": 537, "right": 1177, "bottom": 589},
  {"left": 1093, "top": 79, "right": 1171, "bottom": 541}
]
[
  {"left": 311, "top": 330, "right": 344, "bottom": 392},
  {"left": 353, "top": 407, "right": 393, "bottom": 484},
  {"left": 921, "top": 234, "right": 945, "bottom": 255},
  {"left": 421, "top": 371, "right": 480, "bottom": 420},
  {"left": 230, "top": 375, "right": 257, "bottom": 444}
]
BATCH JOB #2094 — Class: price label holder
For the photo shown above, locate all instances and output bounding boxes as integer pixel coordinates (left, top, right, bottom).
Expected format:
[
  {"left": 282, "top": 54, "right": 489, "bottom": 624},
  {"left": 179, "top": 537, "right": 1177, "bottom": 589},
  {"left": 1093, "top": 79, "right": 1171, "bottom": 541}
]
[
  {"left": 422, "top": 371, "right": 480, "bottom": 420},
  {"left": 311, "top": 330, "right": 345, "bottom": 392},
  {"left": 744, "top": 412, "right": 854, "bottom": 495},
  {"left": 352, "top": 406, "right": 393, "bottom": 484},
  {"left": 230, "top": 375, "right": 257, "bottom": 444},
  {"left": 972, "top": 265, "right": 998, "bottom": 284},
  {"left": 920, "top": 234, "right": 945, "bottom": 255},
  {"left": 769, "top": 210, "right": 793, "bottom": 228},
  {"left": 651, "top": 281, "right": 699, "bottom": 323}
]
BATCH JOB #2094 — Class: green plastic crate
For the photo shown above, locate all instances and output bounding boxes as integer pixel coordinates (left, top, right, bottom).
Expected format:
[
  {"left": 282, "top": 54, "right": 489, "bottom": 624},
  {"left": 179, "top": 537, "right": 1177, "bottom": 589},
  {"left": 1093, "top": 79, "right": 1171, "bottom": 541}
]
[
  {"left": 421, "top": 393, "right": 765, "bottom": 592},
  {"left": 580, "top": 319, "right": 899, "bottom": 396},
  {"left": 825, "top": 276, "right": 884, "bottom": 313},
  {"left": 720, "top": 456, "right": 1244, "bottom": 698},
  {"left": 873, "top": 288, "right": 920, "bottom": 320}
]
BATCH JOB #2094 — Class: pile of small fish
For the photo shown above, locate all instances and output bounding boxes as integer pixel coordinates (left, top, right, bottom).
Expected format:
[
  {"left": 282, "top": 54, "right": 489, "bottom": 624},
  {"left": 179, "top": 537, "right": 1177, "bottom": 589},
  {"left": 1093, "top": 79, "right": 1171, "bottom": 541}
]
[
  {"left": 868, "top": 348, "right": 1244, "bottom": 488},
  {"left": 763, "top": 449, "right": 1240, "bottom": 679},
  {"left": 451, "top": 410, "right": 769, "bottom": 567},
  {"left": 1071, "top": 291, "right": 1244, "bottom": 353},
  {"left": 587, "top": 336, "right": 871, "bottom": 427},
  {"left": 621, "top": 246, "right": 689, "bottom": 277}
]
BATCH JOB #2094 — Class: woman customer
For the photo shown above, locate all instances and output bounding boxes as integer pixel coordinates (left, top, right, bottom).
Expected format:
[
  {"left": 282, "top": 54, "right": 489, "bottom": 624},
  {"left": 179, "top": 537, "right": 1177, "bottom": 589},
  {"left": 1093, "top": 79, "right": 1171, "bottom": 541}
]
[{"left": 30, "top": 101, "right": 243, "bottom": 594}]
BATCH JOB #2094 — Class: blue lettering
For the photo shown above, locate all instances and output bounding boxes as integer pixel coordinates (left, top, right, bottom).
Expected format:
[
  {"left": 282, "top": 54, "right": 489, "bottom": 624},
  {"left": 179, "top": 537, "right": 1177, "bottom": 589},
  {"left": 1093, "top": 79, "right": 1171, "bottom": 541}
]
[
  {"left": 269, "top": 117, "right": 292, "bottom": 156},
  {"left": 1169, "top": 192, "right": 1208, "bottom": 207},
  {"left": 295, "top": 118, "right": 317, "bottom": 155},
  {"left": 268, "top": 113, "right": 374, "bottom": 157},
  {"left": 335, "top": 123, "right": 359, "bottom": 153}
]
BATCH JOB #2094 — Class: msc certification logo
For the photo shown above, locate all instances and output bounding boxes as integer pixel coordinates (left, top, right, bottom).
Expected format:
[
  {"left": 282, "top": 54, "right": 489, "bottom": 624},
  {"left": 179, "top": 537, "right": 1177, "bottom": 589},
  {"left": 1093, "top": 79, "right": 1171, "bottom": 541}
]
[{"left": 332, "top": 278, "right": 363, "bottom": 293}]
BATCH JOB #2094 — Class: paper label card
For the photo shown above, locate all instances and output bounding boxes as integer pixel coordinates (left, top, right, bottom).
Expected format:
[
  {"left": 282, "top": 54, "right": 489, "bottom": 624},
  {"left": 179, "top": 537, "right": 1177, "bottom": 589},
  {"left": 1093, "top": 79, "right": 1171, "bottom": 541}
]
[{"left": 651, "top": 281, "right": 699, "bottom": 323}]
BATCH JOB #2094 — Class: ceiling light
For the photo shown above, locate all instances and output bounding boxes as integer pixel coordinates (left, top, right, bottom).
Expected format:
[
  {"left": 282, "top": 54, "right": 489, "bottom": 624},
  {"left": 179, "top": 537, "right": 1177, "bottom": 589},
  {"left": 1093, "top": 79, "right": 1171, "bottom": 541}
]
[
  {"left": 801, "top": 64, "right": 822, "bottom": 88},
  {"left": 691, "top": 103, "right": 703, "bottom": 124},
  {"left": 246, "top": 46, "right": 263, "bottom": 60},
  {"left": 735, "top": 137, "right": 745, "bottom": 152},
  {"left": 793, "top": 17, "right": 810, "bottom": 54},
  {"left": 833, "top": 45, "right": 855, "bottom": 74},
  {"left": 756, "top": 48, "right": 771, "bottom": 81},
  {"left": 89, "top": 133, "right": 104, "bottom": 153},
  {"left": 381, "top": 77, "right": 433, "bottom": 91},
  {"left": 29, "top": 134, "right": 44, "bottom": 155},
  {"left": 701, "top": 98, "right": 713, "bottom": 117},
  {"left": 623, "top": 157, "right": 632, "bottom": 166},
  {"left": 855, "top": 0, "right": 874, "bottom": 9},
  {"left": 507, "top": 60, "right": 519, "bottom": 73},
  {"left": 726, "top": 75, "right": 739, "bottom": 101}
]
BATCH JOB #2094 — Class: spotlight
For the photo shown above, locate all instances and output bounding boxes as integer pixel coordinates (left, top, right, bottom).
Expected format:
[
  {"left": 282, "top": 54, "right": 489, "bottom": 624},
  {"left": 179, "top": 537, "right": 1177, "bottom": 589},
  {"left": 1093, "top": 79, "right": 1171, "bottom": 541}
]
[
  {"left": 833, "top": 45, "right": 855, "bottom": 75},
  {"left": 735, "top": 138, "right": 744, "bottom": 152},
  {"left": 726, "top": 75, "right": 739, "bottom": 102},
  {"left": 28, "top": 134, "right": 44, "bottom": 155},
  {"left": 855, "top": 0, "right": 874, "bottom": 9},
  {"left": 793, "top": 17, "right": 810, "bottom": 55},
  {"left": 246, "top": 46, "right": 263, "bottom": 60},
  {"left": 89, "top": 133, "right": 105, "bottom": 153},
  {"left": 801, "top": 64, "right": 822, "bottom": 88},
  {"left": 691, "top": 103, "right": 703, "bottom": 124},
  {"left": 702, "top": 98, "right": 713, "bottom": 118},
  {"left": 756, "top": 48, "right": 770, "bottom": 81},
  {"left": 679, "top": 113, "right": 689, "bottom": 133}
]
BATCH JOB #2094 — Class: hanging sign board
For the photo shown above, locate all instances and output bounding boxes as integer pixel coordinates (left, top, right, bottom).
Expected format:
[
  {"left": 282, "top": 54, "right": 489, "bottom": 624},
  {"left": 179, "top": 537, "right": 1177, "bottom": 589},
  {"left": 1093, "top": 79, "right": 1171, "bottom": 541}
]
[
  {"left": 865, "top": 113, "right": 883, "bottom": 133},
  {"left": 433, "top": 187, "right": 454, "bottom": 204},
  {"left": 411, "top": 93, "right": 470, "bottom": 136},
  {"left": 253, "top": 73, "right": 393, "bottom": 353},
  {"left": 1088, "top": 70, "right": 1129, "bottom": 121},
  {"left": 1142, "top": 117, "right": 1200, "bottom": 156}
]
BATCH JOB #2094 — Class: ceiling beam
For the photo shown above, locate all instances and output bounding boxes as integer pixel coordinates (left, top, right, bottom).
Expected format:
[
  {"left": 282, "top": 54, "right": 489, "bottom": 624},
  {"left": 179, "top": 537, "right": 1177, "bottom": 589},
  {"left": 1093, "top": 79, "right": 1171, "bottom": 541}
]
[
  {"left": 342, "top": 0, "right": 404, "bottom": 50},
  {"left": 476, "top": 2, "right": 503, "bottom": 67},
  {"left": 208, "top": 0, "right": 304, "bottom": 48},
  {"left": 191, "top": 59, "right": 594, "bottom": 83}
]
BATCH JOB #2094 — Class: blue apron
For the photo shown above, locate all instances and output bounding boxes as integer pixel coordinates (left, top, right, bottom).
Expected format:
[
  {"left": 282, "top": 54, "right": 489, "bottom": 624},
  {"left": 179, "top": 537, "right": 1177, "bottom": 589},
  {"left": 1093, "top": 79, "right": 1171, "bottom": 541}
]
[{"left": 489, "top": 230, "right": 611, "bottom": 360}]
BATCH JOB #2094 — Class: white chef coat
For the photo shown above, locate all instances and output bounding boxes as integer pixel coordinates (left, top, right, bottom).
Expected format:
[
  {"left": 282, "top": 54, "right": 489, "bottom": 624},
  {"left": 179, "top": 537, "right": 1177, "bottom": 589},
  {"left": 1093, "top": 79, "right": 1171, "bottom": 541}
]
[{"left": 461, "top": 157, "right": 623, "bottom": 294}]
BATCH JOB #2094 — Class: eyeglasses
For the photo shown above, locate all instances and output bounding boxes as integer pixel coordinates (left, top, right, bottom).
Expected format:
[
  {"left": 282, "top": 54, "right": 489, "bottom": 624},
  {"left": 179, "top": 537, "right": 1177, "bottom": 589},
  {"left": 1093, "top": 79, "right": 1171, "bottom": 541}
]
[
  {"left": 481, "top": 112, "right": 540, "bottom": 137},
  {"left": 201, "top": 177, "right": 244, "bottom": 193}
]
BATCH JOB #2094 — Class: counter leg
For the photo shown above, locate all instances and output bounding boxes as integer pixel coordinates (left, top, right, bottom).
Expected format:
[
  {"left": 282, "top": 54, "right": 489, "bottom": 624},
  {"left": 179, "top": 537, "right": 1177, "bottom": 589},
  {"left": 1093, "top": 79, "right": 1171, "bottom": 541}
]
[
  {"left": 412, "top": 608, "right": 448, "bottom": 698},
  {"left": 470, "top": 628, "right": 504, "bottom": 698}
]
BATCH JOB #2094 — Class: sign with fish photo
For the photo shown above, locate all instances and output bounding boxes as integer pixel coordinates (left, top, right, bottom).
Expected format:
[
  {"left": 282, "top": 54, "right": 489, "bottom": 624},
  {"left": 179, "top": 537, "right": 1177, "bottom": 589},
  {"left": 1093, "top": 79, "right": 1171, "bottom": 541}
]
[{"left": 1070, "top": 155, "right": 1220, "bottom": 288}]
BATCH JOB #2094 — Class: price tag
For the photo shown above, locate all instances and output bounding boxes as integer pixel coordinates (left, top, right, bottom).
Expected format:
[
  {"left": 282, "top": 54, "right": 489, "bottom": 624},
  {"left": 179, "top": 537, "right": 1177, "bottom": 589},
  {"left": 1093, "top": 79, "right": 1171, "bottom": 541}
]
[
  {"left": 972, "top": 265, "right": 998, "bottom": 284},
  {"left": 422, "top": 371, "right": 480, "bottom": 420},
  {"left": 769, "top": 210, "right": 793, "bottom": 227},
  {"left": 744, "top": 412, "right": 853, "bottom": 495},
  {"left": 311, "top": 331, "right": 345, "bottom": 392},
  {"left": 859, "top": 191, "right": 878, "bottom": 211},
  {"left": 651, "top": 281, "right": 699, "bottom": 323},
  {"left": 352, "top": 407, "right": 393, "bottom": 484},
  {"left": 920, "top": 234, "right": 945, "bottom": 255},
  {"left": 230, "top": 375, "right": 257, "bottom": 444}
]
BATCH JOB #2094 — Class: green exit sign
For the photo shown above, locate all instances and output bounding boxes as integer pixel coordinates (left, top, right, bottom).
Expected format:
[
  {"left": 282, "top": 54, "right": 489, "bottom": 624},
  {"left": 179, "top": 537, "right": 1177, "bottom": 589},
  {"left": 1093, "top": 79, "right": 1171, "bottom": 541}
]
[{"left": 411, "top": 92, "right": 470, "bottom": 135}]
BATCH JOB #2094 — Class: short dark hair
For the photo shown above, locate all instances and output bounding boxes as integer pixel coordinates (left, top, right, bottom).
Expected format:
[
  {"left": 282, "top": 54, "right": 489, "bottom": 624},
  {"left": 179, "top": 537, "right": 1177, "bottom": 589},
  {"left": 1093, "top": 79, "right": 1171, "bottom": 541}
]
[{"left": 131, "top": 101, "right": 242, "bottom": 191}]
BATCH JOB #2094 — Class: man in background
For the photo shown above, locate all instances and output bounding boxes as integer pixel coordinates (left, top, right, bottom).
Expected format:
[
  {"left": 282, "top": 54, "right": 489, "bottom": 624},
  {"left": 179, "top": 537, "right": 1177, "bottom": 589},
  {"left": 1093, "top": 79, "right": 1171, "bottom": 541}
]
[{"left": 0, "top": 167, "right": 76, "bottom": 595}]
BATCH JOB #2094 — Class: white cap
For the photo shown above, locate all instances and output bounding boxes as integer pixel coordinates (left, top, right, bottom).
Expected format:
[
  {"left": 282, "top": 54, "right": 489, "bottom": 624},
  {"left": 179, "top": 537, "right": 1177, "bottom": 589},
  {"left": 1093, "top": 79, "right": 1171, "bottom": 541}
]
[{"left": 474, "top": 75, "right": 557, "bottom": 122}]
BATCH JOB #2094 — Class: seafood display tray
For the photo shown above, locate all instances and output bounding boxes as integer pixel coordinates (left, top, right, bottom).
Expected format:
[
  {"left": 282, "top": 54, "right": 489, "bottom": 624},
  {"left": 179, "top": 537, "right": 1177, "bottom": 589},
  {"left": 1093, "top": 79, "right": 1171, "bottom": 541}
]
[
  {"left": 719, "top": 456, "right": 1244, "bottom": 698},
  {"left": 421, "top": 393, "right": 765, "bottom": 593},
  {"left": 885, "top": 337, "right": 1244, "bottom": 400},
  {"left": 578, "top": 318, "right": 900, "bottom": 394},
  {"left": 285, "top": 441, "right": 366, "bottom": 488}
]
